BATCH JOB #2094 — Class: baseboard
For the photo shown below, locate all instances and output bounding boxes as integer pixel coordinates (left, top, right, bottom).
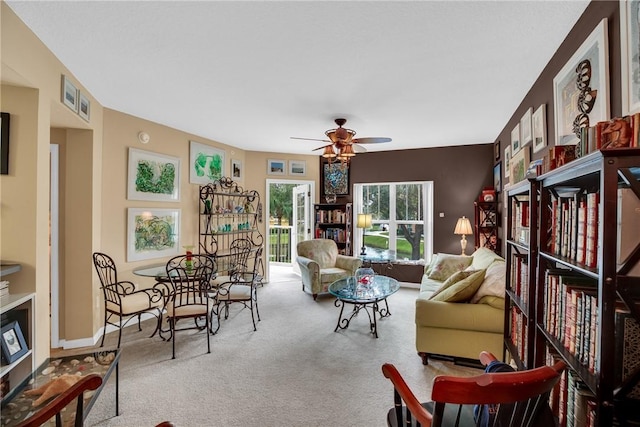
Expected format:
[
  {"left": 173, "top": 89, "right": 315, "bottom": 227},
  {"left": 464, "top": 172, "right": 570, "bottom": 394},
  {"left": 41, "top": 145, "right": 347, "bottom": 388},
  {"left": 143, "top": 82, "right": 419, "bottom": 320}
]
[{"left": 58, "top": 312, "right": 158, "bottom": 349}]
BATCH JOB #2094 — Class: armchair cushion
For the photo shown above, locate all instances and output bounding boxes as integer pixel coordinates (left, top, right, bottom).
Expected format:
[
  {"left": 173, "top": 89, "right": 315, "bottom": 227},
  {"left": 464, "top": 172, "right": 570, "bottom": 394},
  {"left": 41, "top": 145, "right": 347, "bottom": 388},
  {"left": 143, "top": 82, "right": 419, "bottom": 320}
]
[
  {"left": 106, "top": 290, "right": 162, "bottom": 314},
  {"left": 296, "top": 239, "right": 362, "bottom": 298}
]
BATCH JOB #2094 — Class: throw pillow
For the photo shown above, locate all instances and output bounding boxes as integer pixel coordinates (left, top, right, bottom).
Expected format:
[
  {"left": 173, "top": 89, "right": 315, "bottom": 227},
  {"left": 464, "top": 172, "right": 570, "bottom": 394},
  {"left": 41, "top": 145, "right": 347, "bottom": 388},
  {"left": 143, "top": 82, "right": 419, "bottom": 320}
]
[
  {"left": 470, "top": 260, "right": 506, "bottom": 304},
  {"left": 430, "top": 269, "right": 486, "bottom": 302},
  {"left": 429, "top": 270, "right": 478, "bottom": 300},
  {"left": 424, "top": 254, "right": 439, "bottom": 276},
  {"left": 427, "top": 253, "right": 473, "bottom": 281}
]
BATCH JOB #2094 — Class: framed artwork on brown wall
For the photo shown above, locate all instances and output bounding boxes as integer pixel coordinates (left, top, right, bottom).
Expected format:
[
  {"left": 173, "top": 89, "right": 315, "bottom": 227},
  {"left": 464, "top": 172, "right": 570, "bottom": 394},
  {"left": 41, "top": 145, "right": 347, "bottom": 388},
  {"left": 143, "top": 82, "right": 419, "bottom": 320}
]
[
  {"left": 322, "top": 162, "right": 349, "bottom": 196},
  {"left": 494, "top": 141, "right": 500, "bottom": 161},
  {"left": 620, "top": 0, "right": 640, "bottom": 114}
]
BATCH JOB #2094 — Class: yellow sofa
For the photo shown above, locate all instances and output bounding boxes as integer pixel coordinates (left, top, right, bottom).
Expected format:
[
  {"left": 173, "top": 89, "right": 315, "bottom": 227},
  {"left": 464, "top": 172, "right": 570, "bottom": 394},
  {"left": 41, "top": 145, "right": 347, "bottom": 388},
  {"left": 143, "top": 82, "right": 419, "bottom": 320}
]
[{"left": 415, "top": 247, "right": 506, "bottom": 364}]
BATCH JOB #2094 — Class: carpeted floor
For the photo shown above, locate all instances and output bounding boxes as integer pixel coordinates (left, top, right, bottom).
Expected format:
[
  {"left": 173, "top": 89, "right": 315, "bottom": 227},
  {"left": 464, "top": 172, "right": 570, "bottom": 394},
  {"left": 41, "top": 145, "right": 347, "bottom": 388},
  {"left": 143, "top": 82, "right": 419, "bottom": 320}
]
[{"left": 82, "top": 266, "right": 480, "bottom": 427}]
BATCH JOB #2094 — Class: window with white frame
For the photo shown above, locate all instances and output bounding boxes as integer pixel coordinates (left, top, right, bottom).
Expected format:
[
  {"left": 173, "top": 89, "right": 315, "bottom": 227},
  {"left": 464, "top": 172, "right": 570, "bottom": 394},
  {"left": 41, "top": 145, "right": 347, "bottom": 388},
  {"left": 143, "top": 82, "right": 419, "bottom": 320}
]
[{"left": 353, "top": 181, "right": 433, "bottom": 262}]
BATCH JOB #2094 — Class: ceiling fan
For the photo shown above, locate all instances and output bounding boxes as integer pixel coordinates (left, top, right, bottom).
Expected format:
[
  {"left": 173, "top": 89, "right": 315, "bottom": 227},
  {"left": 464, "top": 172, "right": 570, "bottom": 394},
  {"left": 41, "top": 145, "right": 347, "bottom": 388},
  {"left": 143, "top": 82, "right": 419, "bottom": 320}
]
[{"left": 291, "top": 118, "right": 391, "bottom": 162}]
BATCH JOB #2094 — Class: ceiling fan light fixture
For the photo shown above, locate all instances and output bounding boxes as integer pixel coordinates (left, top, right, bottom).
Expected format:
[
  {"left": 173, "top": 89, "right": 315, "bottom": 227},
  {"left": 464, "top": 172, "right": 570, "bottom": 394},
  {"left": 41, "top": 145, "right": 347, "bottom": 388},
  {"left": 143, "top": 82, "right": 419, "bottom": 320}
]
[
  {"left": 322, "top": 145, "right": 337, "bottom": 158},
  {"left": 338, "top": 145, "right": 356, "bottom": 157}
]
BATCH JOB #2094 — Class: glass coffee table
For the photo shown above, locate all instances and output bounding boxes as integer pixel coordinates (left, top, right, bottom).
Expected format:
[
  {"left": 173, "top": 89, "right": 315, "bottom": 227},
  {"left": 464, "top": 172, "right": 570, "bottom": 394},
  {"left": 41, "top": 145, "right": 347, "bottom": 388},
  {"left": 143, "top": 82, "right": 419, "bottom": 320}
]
[{"left": 328, "top": 275, "right": 400, "bottom": 338}]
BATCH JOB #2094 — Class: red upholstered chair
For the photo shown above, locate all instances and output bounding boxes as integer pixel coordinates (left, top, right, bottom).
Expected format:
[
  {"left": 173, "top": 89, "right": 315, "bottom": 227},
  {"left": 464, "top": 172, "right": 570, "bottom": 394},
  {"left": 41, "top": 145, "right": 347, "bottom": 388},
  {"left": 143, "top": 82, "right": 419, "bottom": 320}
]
[{"left": 381, "top": 351, "right": 566, "bottom": 427}]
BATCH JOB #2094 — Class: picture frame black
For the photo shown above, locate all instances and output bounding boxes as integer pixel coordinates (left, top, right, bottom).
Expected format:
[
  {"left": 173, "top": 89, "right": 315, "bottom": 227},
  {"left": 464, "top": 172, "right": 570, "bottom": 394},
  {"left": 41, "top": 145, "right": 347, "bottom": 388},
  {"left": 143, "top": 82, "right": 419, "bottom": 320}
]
[
  {"left": 494, "top": 140, "right": 500, "bottom": 161},
  {"left": 493, "top": 162, "right": 502, "bottom": 193},
  {"left": 322, "top": 162, "right": 350, "bottom": 196},
  {"left": 1, "top": 320, "right": 28, "bottom": 364},
  {"left": 1, "top": 112, "right": 10, "bottom": 175}
]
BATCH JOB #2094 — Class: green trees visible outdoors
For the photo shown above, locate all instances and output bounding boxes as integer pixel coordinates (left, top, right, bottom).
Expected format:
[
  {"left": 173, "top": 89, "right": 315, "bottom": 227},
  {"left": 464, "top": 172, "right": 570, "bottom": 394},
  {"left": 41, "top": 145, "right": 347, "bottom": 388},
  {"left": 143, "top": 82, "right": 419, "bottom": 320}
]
[
  {"left": 362, "top": 183, "right": 424, "bottom": 260},
  {"left": 269, "top": 183, "right": 295, "bottom": 225}
]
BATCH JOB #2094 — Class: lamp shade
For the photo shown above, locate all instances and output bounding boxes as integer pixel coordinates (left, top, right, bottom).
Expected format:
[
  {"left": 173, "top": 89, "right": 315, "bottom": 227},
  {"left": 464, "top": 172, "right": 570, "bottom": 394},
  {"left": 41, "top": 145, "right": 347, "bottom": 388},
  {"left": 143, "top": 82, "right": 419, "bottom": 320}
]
[
  {"left": 357, "top": 213, "right": 372, "bottom": 229},
  {"left": 454, "top": 216, "right": 472, "bottom": 235}
]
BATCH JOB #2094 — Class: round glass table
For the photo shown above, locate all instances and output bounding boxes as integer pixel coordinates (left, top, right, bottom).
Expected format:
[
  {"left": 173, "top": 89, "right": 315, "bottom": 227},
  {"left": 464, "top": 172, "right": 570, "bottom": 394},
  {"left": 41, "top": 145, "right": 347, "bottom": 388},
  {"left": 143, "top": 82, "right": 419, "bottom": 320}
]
[{"left": 328, "top": 275, "right": 400, "bottom": 338}]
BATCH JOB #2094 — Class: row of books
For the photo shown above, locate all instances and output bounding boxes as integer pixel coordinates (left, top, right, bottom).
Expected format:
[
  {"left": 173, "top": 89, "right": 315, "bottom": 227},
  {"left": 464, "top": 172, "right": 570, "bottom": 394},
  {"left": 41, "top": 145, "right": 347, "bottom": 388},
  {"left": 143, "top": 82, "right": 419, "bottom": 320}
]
[
  {"left": 510, "top": 196, "right": 530, "bottom": 245},
  {"left": 510, "top": 306, "right": 528, "bottom": 364},
  {"left": 314, "top": 227, "right": 347, "bottom": 243},
  {"left": 547, "top": 190, "right": 599, "bottom": 268},
  {"left": 315, "top": 209, "right": 346, "bottom": 224},
  {"left": 542, "top": 270, "right": 598, "bottom": 373},
  {"left": 547, "top": 349, "right": 597, "bottom": 427},
  {"left": 578, "top": 113, "right": 640, "bottom": 158},
  {"left": 509, "top": 253, "right": 529, "bottom": 305}
]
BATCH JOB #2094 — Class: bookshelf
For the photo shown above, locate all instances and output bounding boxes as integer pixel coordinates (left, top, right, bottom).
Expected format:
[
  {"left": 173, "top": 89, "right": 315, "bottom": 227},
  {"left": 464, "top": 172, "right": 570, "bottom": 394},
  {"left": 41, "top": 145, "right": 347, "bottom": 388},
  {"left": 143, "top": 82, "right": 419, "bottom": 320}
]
[
  {"left": 532, "top": 149, "right": 640, "bottom": 426},
  {"left": 314, "top": 203, "right": 352, "bottom": 256},
  {"left": 474, "top": 199, "right": 500, "bottom": 255},
  {"left": 504, "top": 178, "right": 538, "bottom": 370}
]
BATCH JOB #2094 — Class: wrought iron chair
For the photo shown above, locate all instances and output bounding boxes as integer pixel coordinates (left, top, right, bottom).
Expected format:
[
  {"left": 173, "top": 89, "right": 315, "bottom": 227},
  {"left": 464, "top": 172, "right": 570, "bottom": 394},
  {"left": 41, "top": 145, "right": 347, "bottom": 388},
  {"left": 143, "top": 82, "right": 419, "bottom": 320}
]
[
  {"left": 212, "top": 245, "right": 263, "bottom": 332},
  {"left": 211, "top": 237, "right": 253, "bottom": 287},
  {"left": 92, "top": 252, "right": 163, "bottom": 348},
  {"left": 381, "top": 351, "right": 566, "bottom": 427},
  {"left": 158, "top": 254, "right": 216, "bottom": 359}
]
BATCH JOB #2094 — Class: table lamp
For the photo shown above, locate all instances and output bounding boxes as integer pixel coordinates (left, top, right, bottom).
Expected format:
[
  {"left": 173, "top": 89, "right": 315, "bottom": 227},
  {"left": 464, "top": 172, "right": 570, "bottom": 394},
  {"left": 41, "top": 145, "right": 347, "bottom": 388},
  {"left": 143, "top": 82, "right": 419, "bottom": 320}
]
[
  {"left": 454, "top": 216, "right": 473, "bottom": 255},
  {"left": 356, "top": 213, "right": 373, "bottom": 256}
]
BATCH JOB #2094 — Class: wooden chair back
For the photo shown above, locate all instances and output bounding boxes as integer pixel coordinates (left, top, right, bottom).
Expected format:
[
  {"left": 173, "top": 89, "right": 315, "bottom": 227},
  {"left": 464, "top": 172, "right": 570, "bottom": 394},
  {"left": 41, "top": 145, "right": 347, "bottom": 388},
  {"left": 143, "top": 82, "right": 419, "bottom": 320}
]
[
  {"left": 382, "top": 359, "right": 566, "bottom": 427},
  {"left": 15, "top": 374, "right": 102, "bottom": 427}
]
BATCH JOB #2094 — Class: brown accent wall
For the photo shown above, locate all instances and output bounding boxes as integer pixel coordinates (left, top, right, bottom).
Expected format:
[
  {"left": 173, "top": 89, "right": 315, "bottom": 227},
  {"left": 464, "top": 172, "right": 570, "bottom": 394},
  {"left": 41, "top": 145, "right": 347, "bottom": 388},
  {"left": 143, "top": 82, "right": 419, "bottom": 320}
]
[{"left": 327, "top": 144, "right": 494, "bottom": 281}]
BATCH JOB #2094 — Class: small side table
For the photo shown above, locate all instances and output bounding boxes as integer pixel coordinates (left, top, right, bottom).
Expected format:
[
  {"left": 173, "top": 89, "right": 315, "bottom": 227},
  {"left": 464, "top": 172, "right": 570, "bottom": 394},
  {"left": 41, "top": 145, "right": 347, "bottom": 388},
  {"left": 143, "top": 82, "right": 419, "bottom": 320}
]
[{"left": 1, "top": 348, "right": 120, "bottom": 425}]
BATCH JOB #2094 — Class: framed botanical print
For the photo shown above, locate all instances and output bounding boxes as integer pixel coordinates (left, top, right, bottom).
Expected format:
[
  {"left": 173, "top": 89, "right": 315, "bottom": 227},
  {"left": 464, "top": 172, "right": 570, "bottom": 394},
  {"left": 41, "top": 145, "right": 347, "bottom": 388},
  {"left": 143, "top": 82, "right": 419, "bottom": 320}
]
[
  {"left": 620, "top": 0, "right": 640, "bottom": 114},
  {"left": 511, "top": 124, "right": 521, "bottom": 155},
  {"left": 127, "top": 208, "right": 180, "bottom": 262},
  {"left": 190, "top": 141, "right": 224, "bottom": 184},
  {"left": 532, "top": 104, "right": 547, "bottom": 153},
  {"left": 520, "top": 108, "right": 533, "bottom": 147},
  {"left": 127, "top": 148, "right": 180, "bottom": 201}
]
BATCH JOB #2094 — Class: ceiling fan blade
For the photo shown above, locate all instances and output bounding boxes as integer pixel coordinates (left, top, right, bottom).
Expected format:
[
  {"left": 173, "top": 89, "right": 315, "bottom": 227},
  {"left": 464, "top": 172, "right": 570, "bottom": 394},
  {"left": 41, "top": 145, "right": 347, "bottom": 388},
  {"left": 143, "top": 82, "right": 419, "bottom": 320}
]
[
  {"left": 291, "top": 137, "right": 332, "bottom": 143},
  {"left": 312, "top": 144, "right": 334, "bottom": 151},
  {"left": 352, "top": 137, "right": 392, "bottom": 144},
  {"left": 352, "top": 144, "right": 368, "bottom": 153}
]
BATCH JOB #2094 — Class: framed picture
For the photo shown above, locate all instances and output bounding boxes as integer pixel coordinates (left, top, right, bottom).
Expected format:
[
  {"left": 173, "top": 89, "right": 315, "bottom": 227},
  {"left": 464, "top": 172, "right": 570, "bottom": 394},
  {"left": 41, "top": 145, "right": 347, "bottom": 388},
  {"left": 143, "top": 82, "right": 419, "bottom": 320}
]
[
  {"left": 520, "top": 108, "right": 533, "bottom": 147},
  {"left": 61, "top": 75, "right": 78, "bottom": 112},
  {"left": 504, "top": 146, "right": 511, "bottom": 179},
  {"left": 190, "top": 141, "right": 224, "bottom": 184},
  {"left": 510, "top": 146, "right": 531, "bottom": 185},
  {"left": 1, "top": 320, "right": 28, "bottom": 364},
  {"left": 494, "top": 141, "right": 500, "bottom": 161},
  {"left": 231, "top": 159, "right": 243, "bottom": 180},
  {"left": 267, "top": 159, "right": 286, "bottom": 175},
  {"left": 127, "top": 208, "right": 180, "bottom": 262},
  {"left": 127, "top": 148, "right": 180, "bottom": 202},
  {"left": 289, "top": 160, "right": 306, "bottom": 176},
  {"left": 323, "top": 162, "right": 350, "bottom": 196},
  {"left": 78, "top": 92, "right": 90, "bottom": 121},
  {"left": 511, "top": 124, "right": 520, "bottom": 154},
  {"left": 493, "top": 162, "right": 502, "bottom": 193},
  {"left": 553, "top": 18, "right": 609, "bottom": 146},
  {"left": 620, "top": 0, "right": 640, "bottom": 114},
  {"left": 532, "top": 104, "right": 547, "bottom": 153},
  {"left": 1, "top": 112, "right": 10, "bottom": 175}
]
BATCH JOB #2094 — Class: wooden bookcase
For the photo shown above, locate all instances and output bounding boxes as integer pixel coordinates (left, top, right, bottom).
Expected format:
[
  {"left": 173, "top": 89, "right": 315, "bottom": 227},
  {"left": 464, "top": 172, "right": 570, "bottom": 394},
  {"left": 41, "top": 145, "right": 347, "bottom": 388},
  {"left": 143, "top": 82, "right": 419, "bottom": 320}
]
[
  {"left": 198, "top": 177, "right": 264, "bottom": 276},
  {"left": 313, "top": 203, "right": 352, "bottom": 256},
  {"left": 512, "top": 149, "right": 640, "bottom": 426},
  {"left": 474, "top": 199, "right": 500, "bottom": 255},
  {"left": 504, "top": 178, "right": 538, "bottom": 370}
]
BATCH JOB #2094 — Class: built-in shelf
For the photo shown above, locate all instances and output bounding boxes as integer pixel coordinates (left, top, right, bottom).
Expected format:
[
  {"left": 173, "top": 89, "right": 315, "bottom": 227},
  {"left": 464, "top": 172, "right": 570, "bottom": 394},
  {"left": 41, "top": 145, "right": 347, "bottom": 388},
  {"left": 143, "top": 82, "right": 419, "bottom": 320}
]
[{"left": 0, "top": 263, "right": 21, "bottom": 278}]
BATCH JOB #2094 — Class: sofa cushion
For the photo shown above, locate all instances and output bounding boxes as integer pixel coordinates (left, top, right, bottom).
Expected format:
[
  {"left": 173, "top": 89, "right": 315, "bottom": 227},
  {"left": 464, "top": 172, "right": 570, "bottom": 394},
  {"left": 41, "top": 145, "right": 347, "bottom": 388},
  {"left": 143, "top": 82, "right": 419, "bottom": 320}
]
[
  {"left": 430, "top": 269, "right": 486, "bottom": 302},
  {"left": 424, "top": 254, "right": 439, "bottom": 276},
  {"left": 427, "top": 254, "right": 473, "bottom": 281},
  {"left": 430, "top": 269, "right": 478, "bottom": 299},
  {"left": 468, "top": 247, "right": 504, "bottom": 271},
  {"left": 476, "top": 295, "right": 505, "bottom": 309},
  {"left": 470, "top": 260, "right": 506, "bottom": 303}
]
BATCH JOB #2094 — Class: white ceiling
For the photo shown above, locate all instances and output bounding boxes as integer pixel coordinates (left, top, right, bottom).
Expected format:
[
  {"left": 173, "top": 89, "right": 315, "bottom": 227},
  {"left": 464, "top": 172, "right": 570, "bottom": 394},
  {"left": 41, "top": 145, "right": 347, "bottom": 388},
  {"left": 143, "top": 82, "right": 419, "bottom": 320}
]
[{"left": 5, "top": 1, "right": 590, "bottom": 155}]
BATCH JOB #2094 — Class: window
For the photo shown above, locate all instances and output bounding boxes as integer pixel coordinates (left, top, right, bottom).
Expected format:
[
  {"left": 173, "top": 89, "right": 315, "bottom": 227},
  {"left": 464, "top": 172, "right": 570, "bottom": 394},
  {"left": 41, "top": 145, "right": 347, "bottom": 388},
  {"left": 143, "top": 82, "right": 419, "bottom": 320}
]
[{"left": 354, "top": 181, "right": 433, "bottom": 262}]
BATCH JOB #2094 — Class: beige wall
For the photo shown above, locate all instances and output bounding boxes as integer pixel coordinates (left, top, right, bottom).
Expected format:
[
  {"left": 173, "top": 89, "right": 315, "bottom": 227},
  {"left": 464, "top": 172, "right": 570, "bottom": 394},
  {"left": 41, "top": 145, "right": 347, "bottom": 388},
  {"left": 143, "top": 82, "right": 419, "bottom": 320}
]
[{"left": 2, "top": 2, "right": 320, "bottom": 352}]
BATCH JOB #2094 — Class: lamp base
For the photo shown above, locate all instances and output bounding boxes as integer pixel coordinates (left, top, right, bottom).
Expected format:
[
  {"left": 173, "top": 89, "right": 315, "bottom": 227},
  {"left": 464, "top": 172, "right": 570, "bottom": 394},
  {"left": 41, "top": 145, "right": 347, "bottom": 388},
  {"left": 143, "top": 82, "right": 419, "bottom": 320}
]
[
  {"left": 360, "top": 246, "right": 367, "bottom": 256},
  {"left": 460, "top": 235, "right": 468, "bottom": 256}
]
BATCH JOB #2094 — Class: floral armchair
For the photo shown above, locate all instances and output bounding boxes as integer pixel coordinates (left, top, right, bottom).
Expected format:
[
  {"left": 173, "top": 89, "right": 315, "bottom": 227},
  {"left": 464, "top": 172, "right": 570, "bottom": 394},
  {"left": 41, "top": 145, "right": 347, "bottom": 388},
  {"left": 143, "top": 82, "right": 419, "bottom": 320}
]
[{"left": 296, "top": 239, "right": 362, "bottom": 300}]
